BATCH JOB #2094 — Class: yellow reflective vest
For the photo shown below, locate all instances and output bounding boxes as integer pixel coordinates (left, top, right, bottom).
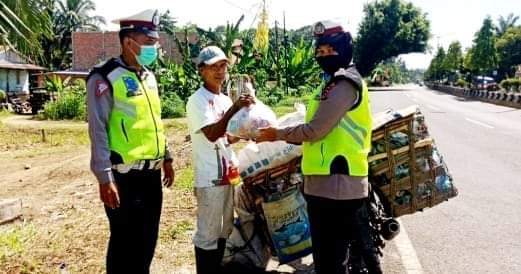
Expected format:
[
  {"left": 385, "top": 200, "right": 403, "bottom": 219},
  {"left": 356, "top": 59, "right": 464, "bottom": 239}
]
[
  {"left": 92, "top": 59, "right": 166, "bottom": 164},
  {"left": 302, "top": 77, "right": 372, "bottom": 176}
]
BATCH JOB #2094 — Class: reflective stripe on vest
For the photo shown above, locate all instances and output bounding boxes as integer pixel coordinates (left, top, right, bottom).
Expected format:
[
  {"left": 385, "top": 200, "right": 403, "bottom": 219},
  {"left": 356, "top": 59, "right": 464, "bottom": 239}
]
[
  {"left": 301, "top": 80, "right": 372, "bottom": 176},
  {"left": 107, "top": 66, "right": 165, "bottom": 164}
]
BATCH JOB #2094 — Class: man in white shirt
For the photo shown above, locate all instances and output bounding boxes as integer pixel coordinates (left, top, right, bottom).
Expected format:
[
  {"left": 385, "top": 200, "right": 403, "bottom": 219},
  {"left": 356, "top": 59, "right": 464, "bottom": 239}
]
[{"left": 186, "top": 46, "right": 254, "bottom": 274}]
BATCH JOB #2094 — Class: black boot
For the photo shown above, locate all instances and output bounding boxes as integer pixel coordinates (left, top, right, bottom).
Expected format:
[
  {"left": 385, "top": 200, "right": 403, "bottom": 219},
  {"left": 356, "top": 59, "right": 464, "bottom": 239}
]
[
  {"left": 195, "top": 246, "right": 215, "bottom": 274},
  {"left": 216, "top": 238, "right": 226, "bottom": 265},
  {"left": 195, "top": 241, "right": 227, "bottom": 274}
]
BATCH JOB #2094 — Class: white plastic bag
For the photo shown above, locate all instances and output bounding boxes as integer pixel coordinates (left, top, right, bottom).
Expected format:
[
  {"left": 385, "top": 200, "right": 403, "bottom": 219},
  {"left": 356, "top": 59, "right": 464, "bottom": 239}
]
[
  {"left": 238, "top": 104, "right": 306, "bottom": 178},
  {"left": 227, "top": 100, "right": 278, "bottom": 140},
  {"left": 277, "top": 103, "right": 306, "bottom": 127}
]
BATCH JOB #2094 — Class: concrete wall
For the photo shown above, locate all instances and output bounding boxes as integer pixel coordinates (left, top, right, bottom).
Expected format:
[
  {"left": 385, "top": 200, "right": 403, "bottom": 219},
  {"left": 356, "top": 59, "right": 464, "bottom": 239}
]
[
  {"left": 426, "top": 83, "right": 521, "bottom": 109},
  {"left": 0, "top": 68, "right": 29, "bottom": 95}
]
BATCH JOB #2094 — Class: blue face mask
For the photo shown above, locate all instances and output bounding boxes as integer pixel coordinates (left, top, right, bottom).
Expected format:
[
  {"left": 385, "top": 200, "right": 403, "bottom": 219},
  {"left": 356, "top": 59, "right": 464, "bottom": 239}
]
[{"left": 130, "top": 39, "right": 158, "bottom": 66}]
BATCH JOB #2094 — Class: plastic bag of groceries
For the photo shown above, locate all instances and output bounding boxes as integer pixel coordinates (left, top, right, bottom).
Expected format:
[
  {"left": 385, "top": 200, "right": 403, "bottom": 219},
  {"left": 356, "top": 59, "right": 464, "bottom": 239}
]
[
  {"left": 227, "top": 101, "right": 278, "bottom": 140},
  {"left": 238, "top": 104, "right": 306, "bottom": 178},
  {"left": 226, "top": 76, "right": 279, "bottom": 139}
]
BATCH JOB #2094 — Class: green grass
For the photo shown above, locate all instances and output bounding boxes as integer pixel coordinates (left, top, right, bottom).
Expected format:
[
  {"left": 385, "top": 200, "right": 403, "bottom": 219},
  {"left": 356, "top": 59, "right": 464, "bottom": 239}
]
[
  {"left": 164, "top": 220, "right": 193, "bottom": 241},
  {"left": 163, "top": 118, "right": 188, "bottom": 132},
  {"left": 0, "top": 224, "right": 36, "bottom": 263},
  {"left": 276, "top": 96, "right": 310, "bottom": 107},
  {"left": 0, "top": 110, "right": 12, "bottom": 120},
  {"left": 0, "top": 127, "right": 89, "bottom": 148},
  {"left": 175, "top": 167, "right": 194, "bottom": 192}
]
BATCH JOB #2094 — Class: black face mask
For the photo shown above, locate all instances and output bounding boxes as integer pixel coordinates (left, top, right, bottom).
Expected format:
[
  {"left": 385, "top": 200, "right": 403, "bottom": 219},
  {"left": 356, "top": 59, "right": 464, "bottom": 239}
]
[{"left": 316, "top": 55, "right": 345, "bottom": 75}]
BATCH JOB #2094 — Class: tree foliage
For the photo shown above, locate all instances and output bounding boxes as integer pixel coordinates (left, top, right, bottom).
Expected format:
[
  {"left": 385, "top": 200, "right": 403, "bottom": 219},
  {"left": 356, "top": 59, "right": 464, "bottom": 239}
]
[
  {"left": 469, "top": 16, "right": 497, "bottom": 74},
  {"left": 444, "top": 41, "right": 463, "bottom": 72},
  {"left": 424, "top": 47, "right": 447, "bottom": 81},
  {"left": 354, "top": 0, "right": 430, "bottom": 76},
  {"left": 44, "top": 0, "right": 106, "bottom": 69},
  {"left": 496, "top": 13, "right": 519, "bottom": 36},
  {"left": 370, "top": 58, "right": 411, "bottom": 85},
  {"left": 0, "top": 0, "right": 52, "bottom": 61},
  {"left": 496, "top": 26, "right": 521, "bottom": 78},
  {"left": 196, "top": 15, "right": 244, "bottom": 59}
]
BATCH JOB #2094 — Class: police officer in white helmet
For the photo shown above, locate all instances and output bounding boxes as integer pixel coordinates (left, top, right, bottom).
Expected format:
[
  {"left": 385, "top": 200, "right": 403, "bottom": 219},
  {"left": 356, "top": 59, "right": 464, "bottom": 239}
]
[{"left": 86, "top": 9, "right": 174, "bottom": 274}]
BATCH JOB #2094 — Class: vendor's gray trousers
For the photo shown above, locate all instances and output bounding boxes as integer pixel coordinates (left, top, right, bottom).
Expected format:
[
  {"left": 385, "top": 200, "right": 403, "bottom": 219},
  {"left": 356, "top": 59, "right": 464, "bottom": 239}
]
[
  {"left": 193, "top": 185, "right": 234, "bottom": 250},
  {"left": 193, "top": 185, "right": 234, "bottom": 274},
  {"left": 305, "top": 194, "right": 383, "bottom": 274}
]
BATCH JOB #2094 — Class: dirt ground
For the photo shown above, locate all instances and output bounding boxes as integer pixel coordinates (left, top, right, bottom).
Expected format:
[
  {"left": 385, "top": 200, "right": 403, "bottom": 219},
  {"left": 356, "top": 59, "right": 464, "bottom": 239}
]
[
  {"left": 0, "top": 115, "right": 313, "bottom": 274},
  {"left": 0, "top": 115, "right": 197, "bottom": 274}
]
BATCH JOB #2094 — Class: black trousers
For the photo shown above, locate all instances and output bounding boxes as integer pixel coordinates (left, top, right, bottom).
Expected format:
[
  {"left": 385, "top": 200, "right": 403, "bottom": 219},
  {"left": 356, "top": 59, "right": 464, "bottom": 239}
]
[
  {"left": 104, "top": 169, "right": 163, "bottom": 274},
  {"left": 305, "top": 195, "right": 382, "bottom": 274}
]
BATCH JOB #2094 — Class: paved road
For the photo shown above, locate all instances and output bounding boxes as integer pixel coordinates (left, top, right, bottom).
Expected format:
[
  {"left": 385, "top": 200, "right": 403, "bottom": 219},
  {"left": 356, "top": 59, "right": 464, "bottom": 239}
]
[{"left": 371, "top": 85, "right": 521, "bottom": 274}]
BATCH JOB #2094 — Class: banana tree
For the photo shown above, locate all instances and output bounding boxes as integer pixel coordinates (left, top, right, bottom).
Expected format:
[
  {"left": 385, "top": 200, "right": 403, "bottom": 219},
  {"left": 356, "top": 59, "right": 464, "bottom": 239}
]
[
  {"left": 196, "top": 15, "right": 244, "bottom": 59},
  {"left": 280, "top": 38, "right": 320, "bottom": 94},
  {"left": 158, "top": 23, "right": 200, "bottom": 102}
]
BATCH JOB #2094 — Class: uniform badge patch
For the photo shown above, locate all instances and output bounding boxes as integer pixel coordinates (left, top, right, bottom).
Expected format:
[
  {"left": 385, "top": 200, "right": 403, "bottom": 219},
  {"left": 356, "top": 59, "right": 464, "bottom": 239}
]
[
  {"left": 95, "top": 80, "right": 109, "bottom": 97},
  {"left": 123, "top": 76, "right": 141, "bottom": 96}
]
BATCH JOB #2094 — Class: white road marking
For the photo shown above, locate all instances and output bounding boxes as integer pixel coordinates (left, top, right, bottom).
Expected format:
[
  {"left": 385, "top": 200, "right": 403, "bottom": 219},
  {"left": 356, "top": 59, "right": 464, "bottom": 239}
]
[
  {"left": 426, "top": 104, "right": 441, "bottom": 111},
  {"left": 405, "top": 93, "right": 411, "bottom": 98},
  {"left": 411, "top": 98, "right": 419, "bottom": 102},
  {"left": 395, "top": 220, "right": 425, "bottom": 274},
  {"left": 465, "top": 118, "right": 494, "bottom": 129}
]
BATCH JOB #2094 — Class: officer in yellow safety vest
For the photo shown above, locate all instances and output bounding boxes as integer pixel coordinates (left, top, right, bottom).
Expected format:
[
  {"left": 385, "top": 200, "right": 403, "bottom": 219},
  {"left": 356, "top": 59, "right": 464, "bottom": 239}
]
[
  {"left": 256, "top": 20, "right": 383, "bottom": 274},
  {"left": 86, "top": 9, "right": 174, "bottom": 274}
]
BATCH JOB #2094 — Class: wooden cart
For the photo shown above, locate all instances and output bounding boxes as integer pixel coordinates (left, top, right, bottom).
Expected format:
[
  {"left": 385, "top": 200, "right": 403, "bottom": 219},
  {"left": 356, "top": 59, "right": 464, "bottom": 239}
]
[{"left": 369, "top": 106, "right": 458, "bottom": 217}]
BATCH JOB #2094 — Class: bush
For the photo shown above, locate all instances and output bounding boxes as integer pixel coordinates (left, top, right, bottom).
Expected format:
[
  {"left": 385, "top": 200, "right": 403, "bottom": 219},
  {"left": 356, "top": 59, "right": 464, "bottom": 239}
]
[
  {"left": 456, "top": 79, "right": 468, "bottom": 88},
  {"left": 161, "top": 93, "right": 185, "bottom": 118},
  {"left": 500, "top": 78, "right": 521, "bottom": 92},
  {"left": 277, "top": 95, "right": 310, "bottom": 107},
  {"left": 40, "top": 77, "right": 87, "bottom": 120},
  {"left": 156, "top": 62, "right": 199, "bottom": 103},
  {"left": 42, "top": 90, "right": 86, "bottom": 120},
  {"left": 256, "top": 86, "right": 285, "bottom": 106},
  {"left": 500, "top": 79, "right": 510, "bottom": 91},
  {"left": 0, "top": 89, "right": 6, "bottom": 102}
]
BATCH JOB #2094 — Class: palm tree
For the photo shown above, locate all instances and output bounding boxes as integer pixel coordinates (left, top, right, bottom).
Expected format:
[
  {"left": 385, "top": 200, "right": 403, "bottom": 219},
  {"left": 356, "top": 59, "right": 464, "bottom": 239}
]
[
  {"left": 0, "top": 0, "right": 52, "bottom": 61},
  {"left": 46, "top": 0, "right": 106, "bottom": 69},
  {"left": 54, "top": 0, "right": 105, "bottom": 33},
  {"left": 497, "top": 13, "right": 520, "bottom": 36}
]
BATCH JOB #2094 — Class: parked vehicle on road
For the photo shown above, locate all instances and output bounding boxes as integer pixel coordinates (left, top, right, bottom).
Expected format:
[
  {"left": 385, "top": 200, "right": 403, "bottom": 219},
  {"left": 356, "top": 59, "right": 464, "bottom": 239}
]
[{"left": 472, "top": 76, "right": 499, "bottom": 91}]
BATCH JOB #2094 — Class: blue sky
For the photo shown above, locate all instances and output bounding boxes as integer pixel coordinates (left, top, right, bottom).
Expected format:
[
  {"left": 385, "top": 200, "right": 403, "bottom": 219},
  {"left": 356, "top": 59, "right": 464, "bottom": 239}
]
[{"left": 93, "top": 0, "right": 521, "bottom": 69}]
